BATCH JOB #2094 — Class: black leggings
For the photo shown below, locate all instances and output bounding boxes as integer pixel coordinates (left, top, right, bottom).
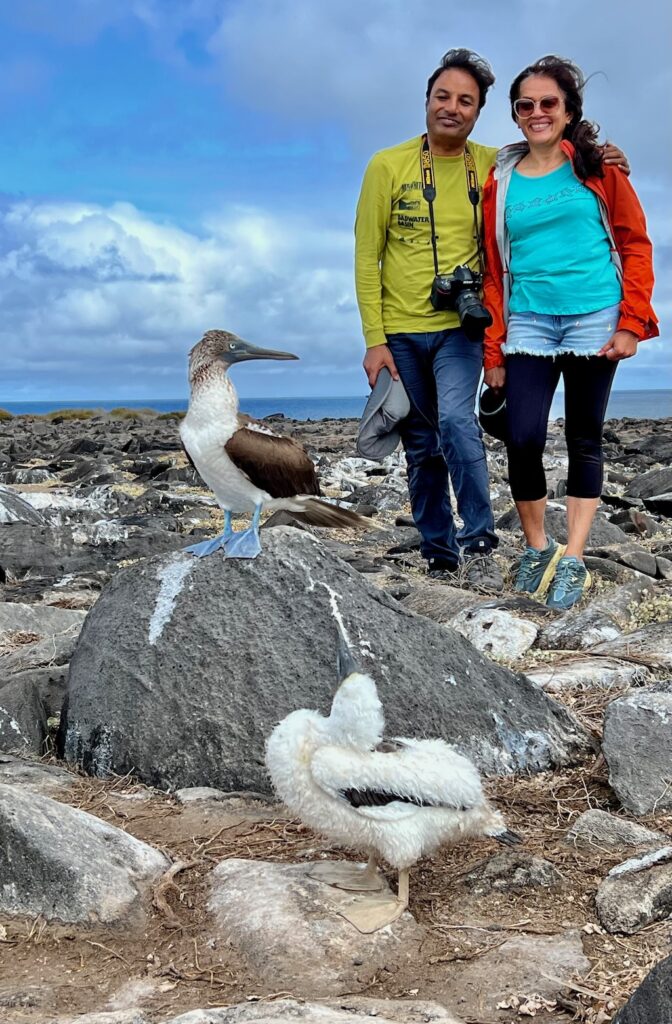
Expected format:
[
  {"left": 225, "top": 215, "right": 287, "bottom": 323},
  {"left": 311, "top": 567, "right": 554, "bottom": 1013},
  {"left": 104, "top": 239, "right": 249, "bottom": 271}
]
[{"left": 505, "top": 353, "right": 617, "bottom": 501}]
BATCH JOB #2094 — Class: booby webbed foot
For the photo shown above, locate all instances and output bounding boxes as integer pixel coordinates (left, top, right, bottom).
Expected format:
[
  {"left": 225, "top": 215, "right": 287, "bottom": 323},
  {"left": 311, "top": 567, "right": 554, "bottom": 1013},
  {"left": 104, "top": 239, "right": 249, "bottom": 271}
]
[
  {"left": 335, "top": 865, "right": 410, "bottom": 933},
  {"left": 223, "top": 527, "right": 262, "bottom": 559},
  {"left": 223, "top": 502, "right": 263, "bottom": 559},
  {"left": 184, "top": 534, "right": 229, "bottom": 557},
  {"left": 336, "top": 892, "right": 408, "bottom": 933},
  {"left": 309, "top": 858, "right": 384, "bottom": 893}
]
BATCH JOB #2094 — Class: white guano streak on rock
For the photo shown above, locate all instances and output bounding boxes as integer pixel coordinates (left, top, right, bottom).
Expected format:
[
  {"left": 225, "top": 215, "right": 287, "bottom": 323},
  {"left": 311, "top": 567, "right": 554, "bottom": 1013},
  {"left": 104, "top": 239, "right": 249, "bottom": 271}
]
[
  {"left": 320, "top": 583, "right": 351, "bottom": 646},
  {"left": 0, "top": 707, "right": 26, "bottom": 742},
  {"left": 298, "top": 557, "right": 356, "bottom": 650},
  {"left": 608, "top": 845, "right": 672, "bottom": 878},
  {"left": 148, "top": 557, "right": 195, "bottom": 646}
]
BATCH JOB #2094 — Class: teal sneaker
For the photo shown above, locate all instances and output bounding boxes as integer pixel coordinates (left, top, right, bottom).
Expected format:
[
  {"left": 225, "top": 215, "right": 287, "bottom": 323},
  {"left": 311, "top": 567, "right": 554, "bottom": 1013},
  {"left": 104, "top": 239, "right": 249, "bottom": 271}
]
[
  {"left": 546, "top": 556, "right": 592, "bottom": 610},
  {"left": 513, "top": 537, "right": 566, "bottom": 597}
]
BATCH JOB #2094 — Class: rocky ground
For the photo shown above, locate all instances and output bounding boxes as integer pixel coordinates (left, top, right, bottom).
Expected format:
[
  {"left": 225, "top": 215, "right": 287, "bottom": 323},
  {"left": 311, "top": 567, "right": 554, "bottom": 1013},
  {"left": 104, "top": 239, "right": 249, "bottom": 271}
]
[{"left": 1, "top": 407, "right": 672, "bottom": 1024}]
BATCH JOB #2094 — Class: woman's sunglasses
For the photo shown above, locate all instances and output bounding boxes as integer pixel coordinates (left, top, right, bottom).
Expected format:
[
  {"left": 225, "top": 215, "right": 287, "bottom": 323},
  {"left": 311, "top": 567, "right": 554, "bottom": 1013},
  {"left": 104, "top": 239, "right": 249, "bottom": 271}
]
[{"left": 513, "top": 95, "right": 561, "bottom": 118}]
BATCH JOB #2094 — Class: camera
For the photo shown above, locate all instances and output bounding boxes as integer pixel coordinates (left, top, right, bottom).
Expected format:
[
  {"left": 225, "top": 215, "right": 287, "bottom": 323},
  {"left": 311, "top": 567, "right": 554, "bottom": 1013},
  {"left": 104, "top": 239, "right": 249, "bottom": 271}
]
[{"left": 430, "top": 265, "right": 493, "bottom": 342}]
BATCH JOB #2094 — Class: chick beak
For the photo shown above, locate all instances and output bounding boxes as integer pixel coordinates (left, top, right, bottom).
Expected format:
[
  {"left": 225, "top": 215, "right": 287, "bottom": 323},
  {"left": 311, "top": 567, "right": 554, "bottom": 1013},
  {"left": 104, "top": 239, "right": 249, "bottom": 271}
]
[{"left": 336, "top": 632, "right": 359, "bottom": 684}]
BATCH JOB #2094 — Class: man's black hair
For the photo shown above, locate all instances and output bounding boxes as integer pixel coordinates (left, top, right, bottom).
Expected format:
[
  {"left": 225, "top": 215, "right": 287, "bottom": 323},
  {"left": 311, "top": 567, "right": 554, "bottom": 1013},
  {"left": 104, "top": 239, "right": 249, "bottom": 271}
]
[{"left": 426, "top": 48, "right": 495, "bottom": 110}]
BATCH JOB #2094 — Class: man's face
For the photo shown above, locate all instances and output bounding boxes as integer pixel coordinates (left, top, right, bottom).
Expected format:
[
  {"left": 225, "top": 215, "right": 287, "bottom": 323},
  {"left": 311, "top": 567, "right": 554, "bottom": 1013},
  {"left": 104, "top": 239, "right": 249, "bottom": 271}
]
[{"left": 426, "top": 68, "right": 481, "bottom": 148}]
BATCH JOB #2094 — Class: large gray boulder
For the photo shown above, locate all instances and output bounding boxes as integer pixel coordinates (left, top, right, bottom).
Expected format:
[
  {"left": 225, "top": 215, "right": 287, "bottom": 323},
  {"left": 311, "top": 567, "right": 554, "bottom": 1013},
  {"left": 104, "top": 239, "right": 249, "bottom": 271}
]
[
  {"left": 613, "top": 953, "right": 672, "bottom": 1023},
  {"left": 60, "top": 529, "right": 590, "bottom": 792},
  {"left": 0, "top": 783, "right": 168, "bottom": 923},
  {"left": 603, "top": 689, "right": 672, "bottom": 814}
]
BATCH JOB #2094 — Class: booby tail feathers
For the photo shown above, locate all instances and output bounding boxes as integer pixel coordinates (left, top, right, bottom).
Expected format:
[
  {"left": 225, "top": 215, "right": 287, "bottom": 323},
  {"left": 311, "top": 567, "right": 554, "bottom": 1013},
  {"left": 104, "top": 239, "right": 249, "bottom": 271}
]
[{"left": 279, "top": 497, "right": 372, "bottom": 530}]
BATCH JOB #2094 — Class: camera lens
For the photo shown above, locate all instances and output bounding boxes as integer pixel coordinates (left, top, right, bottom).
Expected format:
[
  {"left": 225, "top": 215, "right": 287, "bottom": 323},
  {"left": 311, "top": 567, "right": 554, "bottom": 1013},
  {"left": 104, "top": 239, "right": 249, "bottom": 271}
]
[{"left": 455, "top": 290, "right": 493, "bottom": 342}]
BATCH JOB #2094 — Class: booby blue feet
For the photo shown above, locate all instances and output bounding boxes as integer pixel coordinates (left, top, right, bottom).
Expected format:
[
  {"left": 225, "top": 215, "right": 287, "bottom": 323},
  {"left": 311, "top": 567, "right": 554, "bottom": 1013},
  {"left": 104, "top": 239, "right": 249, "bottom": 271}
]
[
  {"left": 223, "top": 528, "right": 262, "bottom": 559},
  {"left": 223, "top": 503, "right": 263, "bottom": 559},
  {"left": 184, "top": 533, "right": 228, "bottom": 557},
  {"left": 184, "top": 511, "right": 234, "bottom": 558}
]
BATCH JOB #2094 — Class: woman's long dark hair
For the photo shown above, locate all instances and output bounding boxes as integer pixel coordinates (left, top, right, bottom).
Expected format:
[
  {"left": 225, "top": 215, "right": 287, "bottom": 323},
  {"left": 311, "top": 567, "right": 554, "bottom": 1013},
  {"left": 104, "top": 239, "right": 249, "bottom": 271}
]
[{"left": 509, "top": 55, "right": 604, "bottom": 179}]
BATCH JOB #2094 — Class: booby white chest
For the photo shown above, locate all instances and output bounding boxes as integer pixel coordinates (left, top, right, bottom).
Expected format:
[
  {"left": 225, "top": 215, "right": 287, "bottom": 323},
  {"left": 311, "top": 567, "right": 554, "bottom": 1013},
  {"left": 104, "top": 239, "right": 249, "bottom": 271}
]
[{"left": 180, "top": 375, "right": 269, "bottom": 513}]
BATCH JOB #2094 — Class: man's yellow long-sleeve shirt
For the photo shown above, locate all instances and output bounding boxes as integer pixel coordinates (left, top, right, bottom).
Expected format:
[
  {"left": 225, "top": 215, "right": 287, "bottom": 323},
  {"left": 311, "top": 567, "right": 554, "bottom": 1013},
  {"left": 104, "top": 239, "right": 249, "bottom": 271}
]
[{"left": 354, "top": 135, "right": 498, "bottom": 347}]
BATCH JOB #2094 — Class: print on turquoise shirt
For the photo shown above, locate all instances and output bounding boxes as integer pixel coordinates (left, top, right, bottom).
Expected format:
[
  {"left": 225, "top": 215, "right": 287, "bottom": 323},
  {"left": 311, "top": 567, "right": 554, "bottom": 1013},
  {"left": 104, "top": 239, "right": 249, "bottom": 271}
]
[{"left": 505, "top": 162, "right": 622, "bottom": 316}]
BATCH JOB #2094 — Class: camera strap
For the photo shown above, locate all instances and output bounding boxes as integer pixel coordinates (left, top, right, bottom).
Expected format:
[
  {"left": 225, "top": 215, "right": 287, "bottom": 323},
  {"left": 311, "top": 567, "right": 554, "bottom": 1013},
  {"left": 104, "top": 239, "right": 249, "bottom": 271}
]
[{"left": 420, "top": 134, "right": 485, "bottom": 277}]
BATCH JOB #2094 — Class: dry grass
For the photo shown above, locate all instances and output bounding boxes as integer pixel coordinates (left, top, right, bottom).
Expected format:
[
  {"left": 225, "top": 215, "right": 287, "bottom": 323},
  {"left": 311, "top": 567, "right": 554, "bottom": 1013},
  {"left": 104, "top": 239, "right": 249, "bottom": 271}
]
[
  {"left": 109, "top": 407, "right": 157, "bottom": 419},
  {"left": 3, "top": 733, "right": 670, "bottom": 1024},
  {"left": 157, "top": 411, "right": 186, "bottom": 421},
  {"left": 0, "top": 630, "right": 42, "bottom": 655},
  {"left": 45, "top": 408, "right": 99, "bottom": 420}
]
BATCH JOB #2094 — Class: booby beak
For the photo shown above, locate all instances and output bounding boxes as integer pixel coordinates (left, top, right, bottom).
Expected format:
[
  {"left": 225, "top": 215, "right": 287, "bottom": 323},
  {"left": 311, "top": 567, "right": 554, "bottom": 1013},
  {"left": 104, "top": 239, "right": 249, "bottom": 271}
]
[
  {"left": 223, "top": 338, "right": 299, "bottom": 364},
  {"left": 336, "top": 631, "right": 359, "bottom": 683}
]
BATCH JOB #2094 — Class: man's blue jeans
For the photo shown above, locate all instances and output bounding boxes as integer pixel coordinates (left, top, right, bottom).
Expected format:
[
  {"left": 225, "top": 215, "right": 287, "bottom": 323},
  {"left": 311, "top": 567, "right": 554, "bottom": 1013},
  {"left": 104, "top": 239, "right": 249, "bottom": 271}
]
[{"left": 387, "top": 327, "right": 497, "bottom": 565}]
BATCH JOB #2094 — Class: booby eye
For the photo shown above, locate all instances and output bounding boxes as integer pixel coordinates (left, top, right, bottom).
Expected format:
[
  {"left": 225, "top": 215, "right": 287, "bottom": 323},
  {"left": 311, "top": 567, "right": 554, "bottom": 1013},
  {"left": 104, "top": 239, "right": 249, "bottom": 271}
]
[{"left": 229, "top": 342, "right": 236, "bottom": 350}]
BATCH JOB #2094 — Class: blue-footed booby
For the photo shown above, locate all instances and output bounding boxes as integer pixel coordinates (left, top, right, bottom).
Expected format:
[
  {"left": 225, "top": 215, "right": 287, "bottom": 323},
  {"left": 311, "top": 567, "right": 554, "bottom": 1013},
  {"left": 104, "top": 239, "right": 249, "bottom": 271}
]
[
  {"left": 265, "top": 633, "right": 521, "bottom": 933},
  {"left": 180, "top": 330, "right": 369, "bottom": 558}
]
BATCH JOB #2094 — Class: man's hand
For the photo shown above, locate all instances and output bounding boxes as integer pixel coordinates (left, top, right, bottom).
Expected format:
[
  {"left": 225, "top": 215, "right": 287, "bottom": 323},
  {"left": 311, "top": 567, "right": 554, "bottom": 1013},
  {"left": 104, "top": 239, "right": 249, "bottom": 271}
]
[
  {"left": 602, "top": 142, "right": 630, "bottom": 176},
  {"left": 484, "top": 366, "right": 506, "bottom": 390},
  {"left": 598, "top": 330, "right": 638, "bottom": 361},
  {"left": 363, "top": 344, "right": 399, "bottom": 388}
]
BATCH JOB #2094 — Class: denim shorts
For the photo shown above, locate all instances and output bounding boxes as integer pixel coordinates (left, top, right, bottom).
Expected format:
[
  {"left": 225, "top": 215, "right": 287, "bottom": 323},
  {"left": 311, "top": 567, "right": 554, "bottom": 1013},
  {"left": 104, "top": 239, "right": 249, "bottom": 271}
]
[{"left": 503, "top": 303, "right": 621, "bottom": 358}]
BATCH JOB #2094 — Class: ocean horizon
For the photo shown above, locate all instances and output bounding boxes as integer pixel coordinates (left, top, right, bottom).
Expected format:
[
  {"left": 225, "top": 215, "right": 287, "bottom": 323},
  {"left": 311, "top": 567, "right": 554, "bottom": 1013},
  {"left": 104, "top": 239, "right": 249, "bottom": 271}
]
[{"left": 1, "top": 389, "right": 670, "bottom": 422}]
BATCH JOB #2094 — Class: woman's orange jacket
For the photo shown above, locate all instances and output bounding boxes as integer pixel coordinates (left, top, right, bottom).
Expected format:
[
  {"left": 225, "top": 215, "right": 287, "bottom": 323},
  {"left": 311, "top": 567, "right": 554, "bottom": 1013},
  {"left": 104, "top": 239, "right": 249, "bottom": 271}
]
[{"left": 481, "top": 140, "right": 659, "bottom": 371}]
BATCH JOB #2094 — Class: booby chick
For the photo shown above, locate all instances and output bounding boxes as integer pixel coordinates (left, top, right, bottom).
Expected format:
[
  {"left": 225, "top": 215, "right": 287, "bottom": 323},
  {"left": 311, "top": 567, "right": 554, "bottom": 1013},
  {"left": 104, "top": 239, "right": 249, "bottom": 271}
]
[
  {"left": 180, "top": 330, "right": 369, "bottom": 557},
  {"left": 265, "top": 636, "right": 521, "bottom": 932}
]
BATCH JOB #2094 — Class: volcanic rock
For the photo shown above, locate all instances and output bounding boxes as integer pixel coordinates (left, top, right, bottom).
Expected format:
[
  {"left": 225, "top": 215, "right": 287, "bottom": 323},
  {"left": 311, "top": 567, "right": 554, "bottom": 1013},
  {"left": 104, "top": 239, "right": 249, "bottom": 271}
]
[
  {"left": 206, "top": 859, "right": 424, "bottom": 997},
  {"left": 0, "top": 783, "right": 168, "bottom": 924},
  {"left": 60, "top": 528, "right": 590, "bottom": 793},
  {"left": 613, "top": 952, "right": 672, "bottom": 1023},
  {"left": 603, "top": 689, "right": 672, "bottom": 814},
  {"left": 596, "top": 847, "right": 672, "bottom": 933},
  {"left": 565, "top": 809, "right": 669, "bottom": 850}
]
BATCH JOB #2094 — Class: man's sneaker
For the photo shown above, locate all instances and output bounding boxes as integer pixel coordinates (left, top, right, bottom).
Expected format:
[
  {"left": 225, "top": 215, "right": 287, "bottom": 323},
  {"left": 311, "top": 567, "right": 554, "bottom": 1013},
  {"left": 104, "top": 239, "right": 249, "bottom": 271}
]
[
  {"left": 513, "top": 536, "right": 566, "bottom": 597},
  {"left": 427, "top": 556, "right": 459, "bottom": 581},
  {"left": 462, "top": 551, "right": 504, "bottom": 594},
  {"left": 546, "top": 556, "right": 592, "bottom": 610}
]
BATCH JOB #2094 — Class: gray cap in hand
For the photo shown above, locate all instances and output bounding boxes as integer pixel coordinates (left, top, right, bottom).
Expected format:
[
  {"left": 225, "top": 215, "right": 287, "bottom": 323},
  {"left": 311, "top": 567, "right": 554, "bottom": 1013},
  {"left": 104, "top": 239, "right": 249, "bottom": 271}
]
[{"left": 356, "top": 367, "right": 410, "bottom": 461}]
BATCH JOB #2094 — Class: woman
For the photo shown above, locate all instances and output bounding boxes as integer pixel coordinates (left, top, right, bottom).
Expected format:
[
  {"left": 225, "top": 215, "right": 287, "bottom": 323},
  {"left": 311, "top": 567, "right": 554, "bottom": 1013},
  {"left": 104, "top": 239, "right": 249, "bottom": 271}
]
[{"left": 481, "top": 56, "right": 658, "bottom": 610}]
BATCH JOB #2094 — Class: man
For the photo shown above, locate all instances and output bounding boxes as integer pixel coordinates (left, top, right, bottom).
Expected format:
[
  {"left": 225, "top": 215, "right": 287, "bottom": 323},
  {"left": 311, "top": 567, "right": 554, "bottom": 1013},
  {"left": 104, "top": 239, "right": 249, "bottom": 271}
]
[
  {"left": 355, "top": 48, "right": 503, "bottom": 591},
  {"left": 354, "top": 48, "right": 626, "bottom": 592}
]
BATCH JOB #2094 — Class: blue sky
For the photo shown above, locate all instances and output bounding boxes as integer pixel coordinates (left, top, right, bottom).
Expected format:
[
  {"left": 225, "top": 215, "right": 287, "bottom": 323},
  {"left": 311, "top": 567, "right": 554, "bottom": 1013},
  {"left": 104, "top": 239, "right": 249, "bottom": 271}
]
[{"left": 0, "top": 0, "right": 669, "bottom": 401}]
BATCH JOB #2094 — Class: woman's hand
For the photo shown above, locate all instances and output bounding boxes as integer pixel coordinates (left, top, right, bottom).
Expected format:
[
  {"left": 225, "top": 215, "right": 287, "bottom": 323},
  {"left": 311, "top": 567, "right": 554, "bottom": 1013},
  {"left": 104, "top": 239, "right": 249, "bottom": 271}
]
[
  {"left": 598, "top": 330, "right": 639, "bottom": 361},
  {"left": 484, "top": 366, "right": 506, "bottom": 390}
]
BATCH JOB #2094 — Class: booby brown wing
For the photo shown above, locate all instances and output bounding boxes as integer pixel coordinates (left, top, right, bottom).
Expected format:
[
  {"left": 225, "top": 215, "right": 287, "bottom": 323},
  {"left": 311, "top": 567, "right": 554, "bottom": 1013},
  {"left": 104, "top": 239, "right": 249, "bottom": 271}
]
[{"left": 225, "top": 415, "right": 320, "bottom": 498}]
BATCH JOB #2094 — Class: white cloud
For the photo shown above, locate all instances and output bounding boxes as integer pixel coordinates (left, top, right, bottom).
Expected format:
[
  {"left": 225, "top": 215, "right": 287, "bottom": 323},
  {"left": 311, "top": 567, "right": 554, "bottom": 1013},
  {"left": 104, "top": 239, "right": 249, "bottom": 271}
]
[
  {"left": 0, "top": 197, "right": 364, "bottom": 399},
  {"left": 1, "top": 0, "right": 669, "bottom": 399}
]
